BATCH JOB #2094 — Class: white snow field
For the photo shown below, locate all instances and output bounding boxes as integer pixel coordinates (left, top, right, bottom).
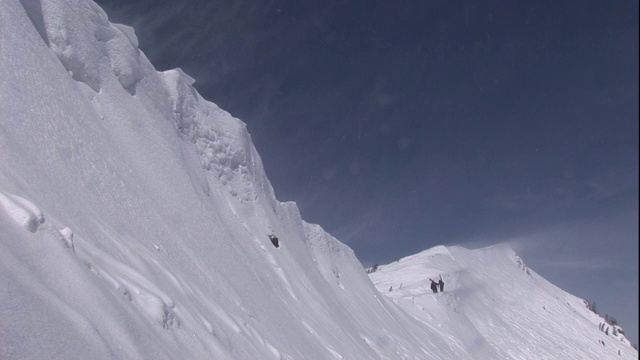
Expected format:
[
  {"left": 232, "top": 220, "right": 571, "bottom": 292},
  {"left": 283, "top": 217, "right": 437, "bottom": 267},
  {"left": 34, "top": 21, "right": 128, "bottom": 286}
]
[
  {"left": 370, "top": 245, "right": 637, "bottom": 359},
  {"left": 0, "top": 0, "right": 636, "bottom": 359}
]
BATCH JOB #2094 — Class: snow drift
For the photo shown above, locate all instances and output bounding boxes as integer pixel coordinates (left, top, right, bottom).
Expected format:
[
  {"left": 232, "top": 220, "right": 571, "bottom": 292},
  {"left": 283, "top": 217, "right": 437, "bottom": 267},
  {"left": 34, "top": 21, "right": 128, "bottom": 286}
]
[{"left": 0, "top": 0, "right": 636, "bottom": 359}]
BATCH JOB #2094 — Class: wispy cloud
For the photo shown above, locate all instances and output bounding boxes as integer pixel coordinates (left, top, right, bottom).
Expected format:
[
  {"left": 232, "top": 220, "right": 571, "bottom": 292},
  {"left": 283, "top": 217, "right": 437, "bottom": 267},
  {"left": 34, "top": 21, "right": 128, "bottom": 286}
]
[
  {"left": 484, "top": 160, "right": 637, "bottom": 223},
  {"left": 534, "top": 256, "right": 617, "bottom": 271}
]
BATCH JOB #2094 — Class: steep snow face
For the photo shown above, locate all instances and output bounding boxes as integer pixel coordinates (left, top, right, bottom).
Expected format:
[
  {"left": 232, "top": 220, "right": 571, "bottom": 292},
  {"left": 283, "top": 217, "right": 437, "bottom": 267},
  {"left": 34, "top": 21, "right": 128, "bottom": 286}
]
[
  {"left": 1, "top": 1, "right": 637, "bottom": 359},
  {"left": 1, "top": 1, "right": 470, "bottom": 359},
  {"left": 369, "top": 244, "right": 638, "bottom": 359},
  {"left": 159, "top": 67, "right": 275, "bottom": 203}
]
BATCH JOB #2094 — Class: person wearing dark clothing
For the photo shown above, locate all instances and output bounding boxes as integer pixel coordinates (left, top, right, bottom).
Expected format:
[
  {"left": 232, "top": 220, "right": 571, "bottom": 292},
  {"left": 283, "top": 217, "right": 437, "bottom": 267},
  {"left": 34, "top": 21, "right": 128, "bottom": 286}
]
[
  {"left": 438, "top": 275, "right": 445, "bottom": 292},
  {"left": 430, "top": 279, "right": 438, "bottom": 294}
]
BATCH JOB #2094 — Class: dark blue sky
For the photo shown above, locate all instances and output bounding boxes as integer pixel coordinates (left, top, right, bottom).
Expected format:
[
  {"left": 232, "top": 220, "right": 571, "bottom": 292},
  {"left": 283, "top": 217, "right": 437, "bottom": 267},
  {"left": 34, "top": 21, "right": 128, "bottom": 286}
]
[{"left": 97, "top": 0, "right": 638, "bottom": 343}]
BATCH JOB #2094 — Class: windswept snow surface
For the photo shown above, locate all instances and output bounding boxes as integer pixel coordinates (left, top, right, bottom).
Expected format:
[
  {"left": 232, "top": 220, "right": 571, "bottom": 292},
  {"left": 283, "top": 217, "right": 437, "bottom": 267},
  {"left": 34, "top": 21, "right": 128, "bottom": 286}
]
[
  {"left": 0, "top": 1, "right": 637, "bottom": 359},
  {"left": 369, "top": 244, "right": 638, "bottom": 359}
]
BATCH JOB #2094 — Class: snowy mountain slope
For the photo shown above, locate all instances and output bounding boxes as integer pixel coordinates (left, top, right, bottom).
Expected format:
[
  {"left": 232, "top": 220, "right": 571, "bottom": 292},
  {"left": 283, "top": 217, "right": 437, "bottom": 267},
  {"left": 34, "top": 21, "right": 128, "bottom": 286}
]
[
  {"left": 369, "top": 244, "right": 638, "bottom": 359},
  {"left": 0, "top": 1, "right": 637, "bottom": 359},
  {"left": 1, "top": 1, "right": 470, "bottom": 359}
]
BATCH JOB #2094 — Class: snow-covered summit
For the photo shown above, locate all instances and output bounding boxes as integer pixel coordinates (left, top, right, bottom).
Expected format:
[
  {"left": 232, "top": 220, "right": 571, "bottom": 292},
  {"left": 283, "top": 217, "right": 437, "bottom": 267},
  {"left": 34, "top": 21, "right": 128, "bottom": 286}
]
[
  {"left": 370, "top": 244, "right": 637, "bottom": 359},
  {"left": 0, "top": 0, "right": 637, "bottom": 359}
]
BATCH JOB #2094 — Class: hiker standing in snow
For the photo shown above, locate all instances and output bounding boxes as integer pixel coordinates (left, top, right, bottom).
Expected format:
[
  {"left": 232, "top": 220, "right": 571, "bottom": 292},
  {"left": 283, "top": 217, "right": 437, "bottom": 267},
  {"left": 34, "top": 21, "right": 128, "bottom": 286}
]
[
  {"left": 430, "top": 279, "right": 438, "bottom": 294},
  {"left": 438, "top": 275, "right": 445, "bottom": 292}
]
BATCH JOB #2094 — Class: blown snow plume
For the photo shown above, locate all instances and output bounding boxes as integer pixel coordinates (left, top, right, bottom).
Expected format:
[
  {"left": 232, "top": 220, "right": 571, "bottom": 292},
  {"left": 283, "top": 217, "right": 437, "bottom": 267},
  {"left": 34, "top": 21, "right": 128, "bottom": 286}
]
[{"left": 0, "top": 1, "right": 637, "bottom": 359}]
